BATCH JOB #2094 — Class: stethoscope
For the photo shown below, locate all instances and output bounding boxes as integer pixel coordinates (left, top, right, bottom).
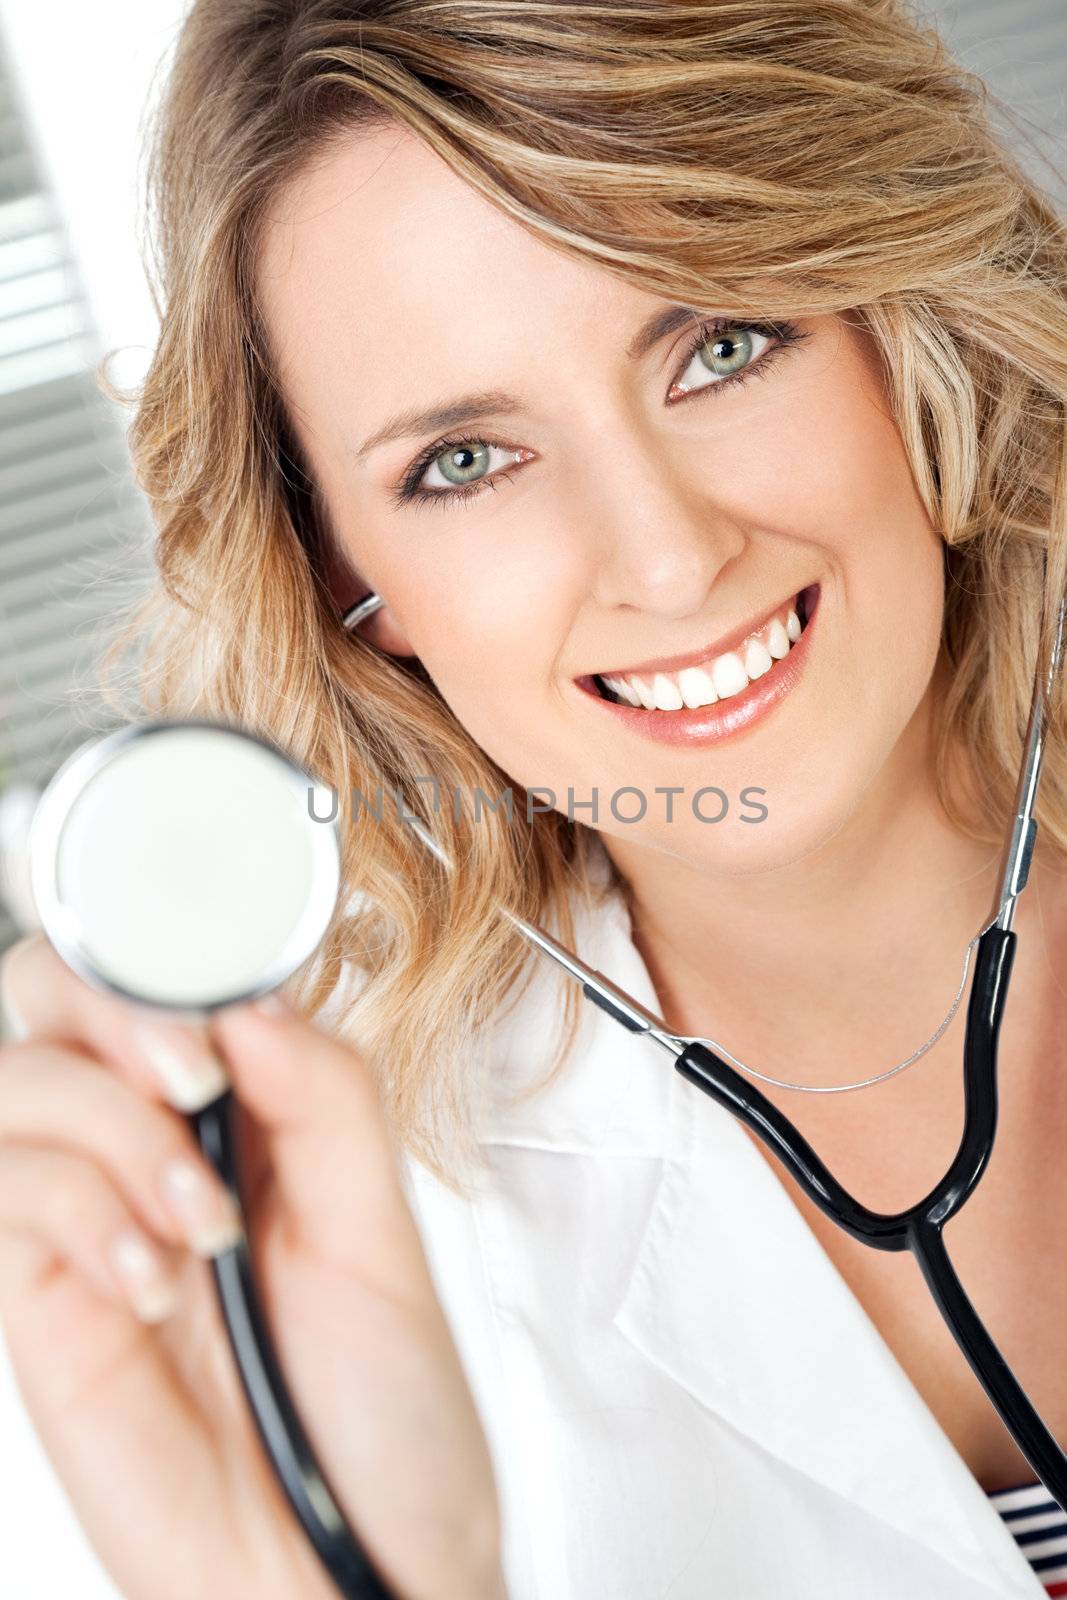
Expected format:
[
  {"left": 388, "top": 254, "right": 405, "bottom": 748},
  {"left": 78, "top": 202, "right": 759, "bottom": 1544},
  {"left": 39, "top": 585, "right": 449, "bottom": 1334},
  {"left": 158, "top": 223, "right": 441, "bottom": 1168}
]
[{"left": 9, "top": 577, "right": 1067, "bottom": 1599}]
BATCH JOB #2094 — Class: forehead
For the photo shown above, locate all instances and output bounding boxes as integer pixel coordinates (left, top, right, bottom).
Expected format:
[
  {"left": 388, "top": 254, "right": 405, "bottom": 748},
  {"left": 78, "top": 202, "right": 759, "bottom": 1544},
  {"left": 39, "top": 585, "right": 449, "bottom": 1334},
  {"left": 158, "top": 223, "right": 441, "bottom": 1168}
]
[
  {"left": 255, "top": 125, "right": 634, "bottom": 446},
  {"left": 258, "top": 125, "right": 517, "bottom": 315}
]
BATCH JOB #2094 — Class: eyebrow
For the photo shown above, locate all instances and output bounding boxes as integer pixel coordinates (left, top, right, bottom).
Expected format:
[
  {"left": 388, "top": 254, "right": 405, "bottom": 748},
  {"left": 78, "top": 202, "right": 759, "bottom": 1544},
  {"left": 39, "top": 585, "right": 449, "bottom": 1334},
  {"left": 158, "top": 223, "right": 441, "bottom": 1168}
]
[{"left": 350, "top": 303, "right": 711, "bottom": 465}]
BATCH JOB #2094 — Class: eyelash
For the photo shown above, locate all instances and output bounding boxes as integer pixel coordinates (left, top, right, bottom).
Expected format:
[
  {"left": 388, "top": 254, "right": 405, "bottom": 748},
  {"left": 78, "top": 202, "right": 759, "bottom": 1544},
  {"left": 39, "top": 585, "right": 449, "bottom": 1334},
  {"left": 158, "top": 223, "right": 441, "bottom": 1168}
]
[{"left": 390, "top": 317, "right": 808, "bottom": 512}]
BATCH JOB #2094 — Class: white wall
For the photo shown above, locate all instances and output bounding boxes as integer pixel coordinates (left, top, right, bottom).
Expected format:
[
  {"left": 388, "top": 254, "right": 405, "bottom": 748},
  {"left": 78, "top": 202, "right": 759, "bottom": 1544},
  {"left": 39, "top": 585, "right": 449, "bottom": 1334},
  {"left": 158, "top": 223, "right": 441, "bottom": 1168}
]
[
  {"left": 927, "top": 0, "right": 1066, "bottom": 202},
  {"left": 0, "top": 0, "right": 189, "bottom": 393}
]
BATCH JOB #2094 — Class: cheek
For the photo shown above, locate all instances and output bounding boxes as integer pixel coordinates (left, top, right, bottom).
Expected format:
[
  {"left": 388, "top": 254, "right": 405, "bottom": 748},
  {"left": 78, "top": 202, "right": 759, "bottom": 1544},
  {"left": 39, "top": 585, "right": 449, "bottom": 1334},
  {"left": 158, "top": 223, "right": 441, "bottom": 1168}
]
[
  {"left": 746, "top": 362, "right": 935, "bottom": 550},
  {"left": 751, "top": 397, "right": 946, "bottom": 849},
  {"left": 408, "top": 564, "right": 579, "bottom": 778},
  {"left": 750, "top": 358, "right": 945, "bottom": 649},
  {"left": 831, "top": 403, "right": 946, "bottom": 670}
]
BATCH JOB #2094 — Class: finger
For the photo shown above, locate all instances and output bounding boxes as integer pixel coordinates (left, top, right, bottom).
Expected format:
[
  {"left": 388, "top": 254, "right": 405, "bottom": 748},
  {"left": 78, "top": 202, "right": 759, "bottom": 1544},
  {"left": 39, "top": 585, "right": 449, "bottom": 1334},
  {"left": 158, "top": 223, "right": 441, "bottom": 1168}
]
[
  {"left": 3, "top": 934, "right": 278, "bottom": 1246},
  {"left": 0, "top": 1142, "right": 184, "bottom": 1323},
  {"left": 0, "top": 1179, "right": 231, "bottom": 1569},
  {"left": 0, "top": 1041, "right": 243, "bottom": 1258},
  {"left": 207, "top": 995, "right": 427, "bottom": 1284},
  {"left": 0, "top": 932, "right": 230, "bottom": 1112}
]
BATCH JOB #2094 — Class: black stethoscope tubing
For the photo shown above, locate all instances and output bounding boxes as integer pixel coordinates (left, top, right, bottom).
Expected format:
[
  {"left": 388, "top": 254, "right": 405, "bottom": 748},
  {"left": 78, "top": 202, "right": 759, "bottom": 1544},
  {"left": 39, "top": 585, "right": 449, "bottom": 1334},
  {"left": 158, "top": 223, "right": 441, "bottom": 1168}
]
[
  {"left": 192, "top": 1091, "right": 390, "bottom": 1595},
  {"left": 189, "top": 586, "right": 1067, "bottom": 1596}
]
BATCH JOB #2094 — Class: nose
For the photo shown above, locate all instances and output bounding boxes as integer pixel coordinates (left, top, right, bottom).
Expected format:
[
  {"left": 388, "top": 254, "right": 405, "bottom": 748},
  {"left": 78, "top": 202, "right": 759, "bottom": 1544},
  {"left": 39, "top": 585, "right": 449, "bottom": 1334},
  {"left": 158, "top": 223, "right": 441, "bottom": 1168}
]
[{"left": 586, "top": 442, "right": 746, "bottom": 618}]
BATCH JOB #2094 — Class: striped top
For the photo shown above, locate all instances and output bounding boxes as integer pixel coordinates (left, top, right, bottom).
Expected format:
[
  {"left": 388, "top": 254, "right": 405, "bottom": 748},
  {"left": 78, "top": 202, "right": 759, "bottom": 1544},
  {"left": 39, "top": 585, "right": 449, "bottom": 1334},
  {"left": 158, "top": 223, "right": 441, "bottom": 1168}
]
[{"left": 988, "top": 1481, "right": 1067, "bottom": 1595}]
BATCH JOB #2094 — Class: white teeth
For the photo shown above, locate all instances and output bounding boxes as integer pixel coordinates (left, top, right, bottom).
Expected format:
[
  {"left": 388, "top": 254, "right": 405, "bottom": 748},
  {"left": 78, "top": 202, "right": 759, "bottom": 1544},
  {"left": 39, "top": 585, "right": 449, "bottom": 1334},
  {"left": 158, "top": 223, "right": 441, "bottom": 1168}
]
[
  {"left": 677, "top": 665, "right": 718, "bottom": 708},
  {"left": 629, "top": 674, "right": 658, "bottom": 710},
  {"left": 595, "top": 594, "right": 810, "bottom": 711},
  {"left": 604, "top": 675, "right": 640, "bottom": 706},
  {"left": 766, "top": 618, "right": 790, "bottom": 659},
  {"left": 651, "top": 672, "right": 684, "bottom": 711},
  {"left": 744, "top": 640, "right": 774, "bottom": 680},
  {"left": 711, "top": 651, "right": 749, "bottom": 699}
]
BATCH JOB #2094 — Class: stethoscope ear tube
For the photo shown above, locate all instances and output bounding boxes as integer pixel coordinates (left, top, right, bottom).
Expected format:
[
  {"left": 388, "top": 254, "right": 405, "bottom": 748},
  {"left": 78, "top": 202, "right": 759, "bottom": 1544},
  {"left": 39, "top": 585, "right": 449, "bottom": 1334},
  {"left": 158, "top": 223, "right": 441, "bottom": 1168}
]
[
  {"left": 190, "top": 1090, "right": 396, "bottom": 1598},
  {"left": 907, "top": 925, "right": 1067, "bottom": 1511},
  {"left": 674, "top": 924, "right": 1067, "bottom": 1512}
]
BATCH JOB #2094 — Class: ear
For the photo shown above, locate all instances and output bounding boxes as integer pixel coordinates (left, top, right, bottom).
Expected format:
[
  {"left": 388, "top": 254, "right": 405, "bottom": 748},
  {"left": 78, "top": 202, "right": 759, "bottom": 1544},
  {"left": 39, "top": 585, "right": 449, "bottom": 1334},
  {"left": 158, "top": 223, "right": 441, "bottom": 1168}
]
[{"left": 322, "top": 540, "right": 419, "bottom": 661}]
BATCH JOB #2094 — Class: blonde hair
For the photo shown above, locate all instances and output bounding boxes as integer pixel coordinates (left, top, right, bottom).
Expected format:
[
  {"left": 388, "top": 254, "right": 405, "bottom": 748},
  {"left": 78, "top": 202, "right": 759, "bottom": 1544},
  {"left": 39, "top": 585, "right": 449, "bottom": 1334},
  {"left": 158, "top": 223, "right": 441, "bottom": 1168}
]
[{"left": 95, "top": 0, "right": 1067, "bottom": 1192}]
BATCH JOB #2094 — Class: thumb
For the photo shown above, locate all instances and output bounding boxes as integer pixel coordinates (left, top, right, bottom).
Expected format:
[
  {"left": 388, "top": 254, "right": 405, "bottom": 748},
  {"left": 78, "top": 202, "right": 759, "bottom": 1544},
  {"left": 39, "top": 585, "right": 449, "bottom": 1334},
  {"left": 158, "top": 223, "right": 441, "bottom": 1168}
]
[{"left": 206, "top": 994, "right": 420, "bottom": 1281}]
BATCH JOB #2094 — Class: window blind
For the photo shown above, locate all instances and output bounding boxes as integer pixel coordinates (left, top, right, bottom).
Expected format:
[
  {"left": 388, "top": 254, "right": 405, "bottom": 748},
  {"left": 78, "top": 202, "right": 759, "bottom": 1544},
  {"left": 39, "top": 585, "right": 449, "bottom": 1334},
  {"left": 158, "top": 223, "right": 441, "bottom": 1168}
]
[{"left": 0, "top": 30, "right": 152, "bottom": 954}]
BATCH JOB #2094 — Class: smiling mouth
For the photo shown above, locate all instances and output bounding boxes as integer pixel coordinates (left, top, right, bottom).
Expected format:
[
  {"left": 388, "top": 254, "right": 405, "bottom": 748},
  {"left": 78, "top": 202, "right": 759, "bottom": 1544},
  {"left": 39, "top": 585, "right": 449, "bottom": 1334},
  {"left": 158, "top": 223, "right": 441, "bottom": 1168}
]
[{"left": 579, "top": 585, "right": 818, "bottom": 710}]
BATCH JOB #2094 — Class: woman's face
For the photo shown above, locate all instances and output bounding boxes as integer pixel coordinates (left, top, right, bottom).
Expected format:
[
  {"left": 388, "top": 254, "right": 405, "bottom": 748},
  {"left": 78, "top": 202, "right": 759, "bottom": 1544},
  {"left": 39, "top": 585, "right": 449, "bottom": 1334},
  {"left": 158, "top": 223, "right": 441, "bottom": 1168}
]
[{"left": 257, "top": 124, "right": 945, "bottom": 874}]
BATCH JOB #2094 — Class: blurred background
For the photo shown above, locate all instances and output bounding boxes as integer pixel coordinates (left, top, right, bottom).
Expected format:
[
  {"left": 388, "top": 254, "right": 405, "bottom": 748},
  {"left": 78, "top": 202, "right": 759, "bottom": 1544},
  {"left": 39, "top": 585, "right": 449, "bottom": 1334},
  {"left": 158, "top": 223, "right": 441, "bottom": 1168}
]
[{"left": 0, "top": 1, "right": 1061, "bottom": 1590}]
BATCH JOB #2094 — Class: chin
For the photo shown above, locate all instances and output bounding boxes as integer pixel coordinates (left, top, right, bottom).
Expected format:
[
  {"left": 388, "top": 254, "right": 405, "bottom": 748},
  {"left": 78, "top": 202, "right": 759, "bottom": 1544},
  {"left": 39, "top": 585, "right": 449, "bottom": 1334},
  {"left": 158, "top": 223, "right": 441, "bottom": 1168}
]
[{"left": 597, "top": 764, "right": 877, "bottom": 879}]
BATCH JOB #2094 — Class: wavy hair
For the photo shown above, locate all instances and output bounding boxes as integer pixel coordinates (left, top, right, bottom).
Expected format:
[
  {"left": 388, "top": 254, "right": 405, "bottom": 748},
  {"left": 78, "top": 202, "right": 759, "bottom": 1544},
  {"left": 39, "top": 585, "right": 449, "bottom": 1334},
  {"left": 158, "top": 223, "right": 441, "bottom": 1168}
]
[{"left": 94, "top": 0, "right": 1067, "bottom": 1192}]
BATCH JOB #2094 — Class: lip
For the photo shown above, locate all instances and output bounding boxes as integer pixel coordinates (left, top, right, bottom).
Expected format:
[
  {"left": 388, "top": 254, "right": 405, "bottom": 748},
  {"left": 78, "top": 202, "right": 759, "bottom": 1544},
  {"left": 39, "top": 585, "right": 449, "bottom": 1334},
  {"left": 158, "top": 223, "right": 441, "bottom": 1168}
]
[
  {"left": 582, "top": 586, "right": 807, "bottom": 680},
  {"left": 574, "top": 582, "right": 821, "bottom": 749}
]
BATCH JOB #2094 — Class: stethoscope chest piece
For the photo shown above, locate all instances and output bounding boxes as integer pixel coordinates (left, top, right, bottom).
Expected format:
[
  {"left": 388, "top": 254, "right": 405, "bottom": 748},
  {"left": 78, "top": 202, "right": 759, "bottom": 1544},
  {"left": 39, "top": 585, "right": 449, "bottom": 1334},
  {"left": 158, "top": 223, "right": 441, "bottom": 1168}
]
[{"left": 28, "top": 718, "right": 341, "bottom": 1014}]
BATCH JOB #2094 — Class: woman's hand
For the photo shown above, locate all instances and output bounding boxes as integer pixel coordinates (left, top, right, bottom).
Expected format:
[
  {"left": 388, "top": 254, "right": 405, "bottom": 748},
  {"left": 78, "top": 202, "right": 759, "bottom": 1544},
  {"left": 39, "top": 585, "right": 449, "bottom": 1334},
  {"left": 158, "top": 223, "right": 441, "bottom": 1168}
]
[{"left": 0, "top": 932, "right": 505, "bottom": 1600}]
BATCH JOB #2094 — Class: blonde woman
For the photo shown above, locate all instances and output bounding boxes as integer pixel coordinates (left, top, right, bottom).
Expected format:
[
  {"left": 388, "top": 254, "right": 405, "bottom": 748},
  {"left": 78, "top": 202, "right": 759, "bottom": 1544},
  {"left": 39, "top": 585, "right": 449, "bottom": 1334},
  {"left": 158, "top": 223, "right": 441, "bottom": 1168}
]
[{"left": 1, "top": 1, "right": 1066, "bottom": 1596}]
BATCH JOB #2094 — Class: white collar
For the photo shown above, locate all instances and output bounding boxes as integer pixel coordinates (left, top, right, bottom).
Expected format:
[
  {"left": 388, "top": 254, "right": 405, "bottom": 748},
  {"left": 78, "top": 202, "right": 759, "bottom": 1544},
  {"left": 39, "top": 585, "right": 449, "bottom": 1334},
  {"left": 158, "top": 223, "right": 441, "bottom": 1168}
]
[{"left": 470, "top": 848, "right": 1043, "bottom": 1596}]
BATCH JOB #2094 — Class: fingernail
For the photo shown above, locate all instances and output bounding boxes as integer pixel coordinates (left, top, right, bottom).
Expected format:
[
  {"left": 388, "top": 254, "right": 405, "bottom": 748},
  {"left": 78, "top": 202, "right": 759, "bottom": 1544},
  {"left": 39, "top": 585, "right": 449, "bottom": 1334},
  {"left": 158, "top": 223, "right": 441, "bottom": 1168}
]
[
  {"left": 0, "top": 989, "right": 27, "bottom": 1042},
  {"left": 252, "top": 990, "right": 291, "bottom": 1018},
  {"left": 161, "top": 1157, "right": 244, "bottom": 1259},
  {"left": 108, "top": 1228, "right": 180, "bottom": 1323},
  {"left": 129, "top": 1020, "right": 229, "bottom": 1111}
]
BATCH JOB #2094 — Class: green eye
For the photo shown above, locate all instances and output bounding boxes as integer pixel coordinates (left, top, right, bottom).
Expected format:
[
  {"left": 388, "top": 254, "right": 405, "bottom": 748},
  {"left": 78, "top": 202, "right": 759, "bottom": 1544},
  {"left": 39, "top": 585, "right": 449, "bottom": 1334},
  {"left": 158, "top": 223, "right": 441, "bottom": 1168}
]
[
  {"left": 436, "top": 441, "right": 492, "bottom": 485},
  {"left": 697, "top": 327, "right": 754, "bottom": 378}
]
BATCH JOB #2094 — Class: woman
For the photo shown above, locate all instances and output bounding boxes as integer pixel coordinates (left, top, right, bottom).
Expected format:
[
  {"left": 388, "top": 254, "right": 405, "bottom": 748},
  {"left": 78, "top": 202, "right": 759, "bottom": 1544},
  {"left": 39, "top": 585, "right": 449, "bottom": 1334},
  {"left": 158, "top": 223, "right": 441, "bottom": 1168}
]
[{"left": 1, "top": 0, "right": 1065, "bottom": 1595}]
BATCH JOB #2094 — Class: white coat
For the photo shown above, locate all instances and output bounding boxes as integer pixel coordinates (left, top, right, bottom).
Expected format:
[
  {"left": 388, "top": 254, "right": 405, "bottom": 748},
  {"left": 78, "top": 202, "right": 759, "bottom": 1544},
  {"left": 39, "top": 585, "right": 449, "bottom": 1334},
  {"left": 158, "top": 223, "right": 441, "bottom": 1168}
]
[
  {"left": 400, "top": 855, "right": 1051, "bottom": 1599},
  {"left": 0, "top": 853, "right": 1051, "bottom": 1597}
]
